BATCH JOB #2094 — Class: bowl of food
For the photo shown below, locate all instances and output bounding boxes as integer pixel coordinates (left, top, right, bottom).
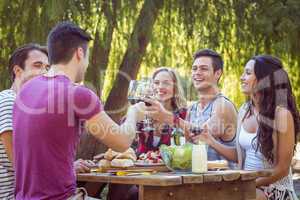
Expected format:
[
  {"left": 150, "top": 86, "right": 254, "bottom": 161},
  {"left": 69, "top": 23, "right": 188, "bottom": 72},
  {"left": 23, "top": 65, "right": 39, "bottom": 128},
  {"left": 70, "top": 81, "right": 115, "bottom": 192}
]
[
  {"left": 159, "top": 144, "right": 192, "bottom": 172},
  {"left": 160, "top": 144, "right": 230, "bottom": 172}
]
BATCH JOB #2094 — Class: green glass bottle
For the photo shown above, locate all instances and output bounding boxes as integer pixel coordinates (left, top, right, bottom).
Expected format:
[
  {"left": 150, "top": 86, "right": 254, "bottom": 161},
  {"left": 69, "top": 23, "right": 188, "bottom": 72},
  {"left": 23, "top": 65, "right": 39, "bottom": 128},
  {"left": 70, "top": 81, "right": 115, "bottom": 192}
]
[{"left": 172, "top": 128, "right": 183, "bottom": 146}]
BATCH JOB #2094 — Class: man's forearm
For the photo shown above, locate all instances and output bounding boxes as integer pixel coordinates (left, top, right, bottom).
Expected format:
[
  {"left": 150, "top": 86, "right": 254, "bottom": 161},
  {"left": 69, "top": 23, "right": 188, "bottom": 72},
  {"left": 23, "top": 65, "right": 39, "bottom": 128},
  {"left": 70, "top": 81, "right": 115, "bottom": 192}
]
[
  {"left": 209, "top": 139, "right": 238, "bottom": 162},
  {"left": 86, "top": 112, "right": 135, "bottom": 152},
  {"left": 120, "top": 111, "right": 138, "bottom": 141}
]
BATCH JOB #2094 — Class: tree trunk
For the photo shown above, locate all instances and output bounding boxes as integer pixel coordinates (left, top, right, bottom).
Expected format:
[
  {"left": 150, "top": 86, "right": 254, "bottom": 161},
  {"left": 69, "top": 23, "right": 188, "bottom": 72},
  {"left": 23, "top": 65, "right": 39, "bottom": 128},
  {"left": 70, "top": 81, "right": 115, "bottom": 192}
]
[
  {"left": 104, "top": 0, "right": 164, "bottom": 122},
  {"left": 85, "top": 0, "right": 117, "bottom": 97},
  {"left": 78, "top": 0, "right": 118, "bottom": 159}
]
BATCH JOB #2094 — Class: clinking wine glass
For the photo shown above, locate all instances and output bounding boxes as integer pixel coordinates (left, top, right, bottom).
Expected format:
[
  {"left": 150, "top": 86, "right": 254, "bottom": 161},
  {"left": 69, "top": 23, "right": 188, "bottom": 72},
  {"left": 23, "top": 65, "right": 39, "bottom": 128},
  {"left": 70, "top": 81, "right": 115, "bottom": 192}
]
[
  {"left": 139, "top": 78, "right": 155, "bottom": 132},
  {"left": 127, "top": 79, "right": 155, "bottom": 132},
  {"left": 127, "top": 79, "right": 152, "bottom": 105},
  {"left": 128, "top": 80, "right": 142, "bottom": 135},
  {"left": 128, "top": 80, "right": 139, "bottom": 104}
]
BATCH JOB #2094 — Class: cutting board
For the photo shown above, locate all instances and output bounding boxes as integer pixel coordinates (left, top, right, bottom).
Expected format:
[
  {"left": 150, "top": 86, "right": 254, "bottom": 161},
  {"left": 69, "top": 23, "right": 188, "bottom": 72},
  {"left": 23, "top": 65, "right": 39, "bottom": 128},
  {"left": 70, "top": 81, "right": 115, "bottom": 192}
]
[
  {"left": 91, "top": 164, "right": 170, "bottom": 173},
  {"left": 91, "top": 160, "right": 228, "bottom": 173}
]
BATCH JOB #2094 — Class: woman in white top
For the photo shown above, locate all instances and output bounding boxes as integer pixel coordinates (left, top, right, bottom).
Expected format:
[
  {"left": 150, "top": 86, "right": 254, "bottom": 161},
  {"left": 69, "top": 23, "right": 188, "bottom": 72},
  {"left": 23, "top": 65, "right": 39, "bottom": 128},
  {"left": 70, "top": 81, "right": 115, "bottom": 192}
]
[{"left": 192, "top": 55, "right": 300, "bottom": 200}]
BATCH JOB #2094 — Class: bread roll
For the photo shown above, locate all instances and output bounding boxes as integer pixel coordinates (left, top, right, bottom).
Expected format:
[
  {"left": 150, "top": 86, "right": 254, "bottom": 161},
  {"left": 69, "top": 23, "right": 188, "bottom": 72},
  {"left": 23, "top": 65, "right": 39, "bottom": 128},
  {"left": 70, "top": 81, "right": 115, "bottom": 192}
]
[
  {"left": 111, "top": 159, "right": 134, "bottom": 168},
  {"left": 98, "top": 159, "right": 111, "bottom": 168},
  {"left": 104, "top": 149, "right": 118, "bottom": 161},
  {"left": 115, "top": 148, "right": 137, "bottom": 161},
  {"left": 207, "top": 160, "right": 228, "bottom": 169}
]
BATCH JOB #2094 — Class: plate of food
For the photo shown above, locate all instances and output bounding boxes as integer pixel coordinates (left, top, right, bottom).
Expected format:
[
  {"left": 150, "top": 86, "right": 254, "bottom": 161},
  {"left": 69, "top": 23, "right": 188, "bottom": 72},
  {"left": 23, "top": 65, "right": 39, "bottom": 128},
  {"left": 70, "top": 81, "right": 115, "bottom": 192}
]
[
  {"left": 94, "top": 148, "right": 137, "bottom": 170},
  {"left": 135, "top": 151, "right": 165, "bottom": 166}
]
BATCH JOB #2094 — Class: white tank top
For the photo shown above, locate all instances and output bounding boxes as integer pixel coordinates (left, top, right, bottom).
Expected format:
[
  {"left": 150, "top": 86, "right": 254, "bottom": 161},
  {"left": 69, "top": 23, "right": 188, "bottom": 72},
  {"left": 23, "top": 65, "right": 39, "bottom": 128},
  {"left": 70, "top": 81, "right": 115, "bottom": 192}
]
[
  {"left": 238, "top": 125, "right": 265, "bottom": 170},
  {"left": 239, "top": 124, "right": 297, "bottom": 197}
]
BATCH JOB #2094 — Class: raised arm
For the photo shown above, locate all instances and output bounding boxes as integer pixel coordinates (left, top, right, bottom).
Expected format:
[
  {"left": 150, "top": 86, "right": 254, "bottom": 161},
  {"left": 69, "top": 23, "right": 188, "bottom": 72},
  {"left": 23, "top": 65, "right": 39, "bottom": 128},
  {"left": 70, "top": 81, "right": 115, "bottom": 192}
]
[
  {"left": 73, "top": 86, "right": 145, "bottom": 153},
  {"left": 85, "top": 103, "right": 145, "bottom": 152},
  {"left": 144, "top": 98, "right": 237, "bottom": 140}
]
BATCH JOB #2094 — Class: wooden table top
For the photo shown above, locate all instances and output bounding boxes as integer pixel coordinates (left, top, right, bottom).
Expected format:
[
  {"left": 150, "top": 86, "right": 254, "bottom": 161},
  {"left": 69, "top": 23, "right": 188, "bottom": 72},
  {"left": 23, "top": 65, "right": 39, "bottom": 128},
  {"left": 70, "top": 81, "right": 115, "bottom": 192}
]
[{"left": 77, "top": 169, "right": 271, "bottom": 186}]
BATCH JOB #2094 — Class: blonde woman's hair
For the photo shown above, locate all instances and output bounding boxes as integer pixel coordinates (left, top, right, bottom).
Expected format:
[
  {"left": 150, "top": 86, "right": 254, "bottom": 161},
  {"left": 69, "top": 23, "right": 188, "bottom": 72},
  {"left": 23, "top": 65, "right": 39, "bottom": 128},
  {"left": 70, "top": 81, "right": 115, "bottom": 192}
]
[{"left": 152, "top": 67, "right": 187, "bottom": 111}]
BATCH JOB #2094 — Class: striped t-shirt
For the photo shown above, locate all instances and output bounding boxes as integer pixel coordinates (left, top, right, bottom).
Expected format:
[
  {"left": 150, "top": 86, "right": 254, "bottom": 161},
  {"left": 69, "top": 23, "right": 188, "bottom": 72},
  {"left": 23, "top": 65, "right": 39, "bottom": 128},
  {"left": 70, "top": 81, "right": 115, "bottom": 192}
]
[{"left": 0, "top": 89, "right": 15, "bottom": 199}]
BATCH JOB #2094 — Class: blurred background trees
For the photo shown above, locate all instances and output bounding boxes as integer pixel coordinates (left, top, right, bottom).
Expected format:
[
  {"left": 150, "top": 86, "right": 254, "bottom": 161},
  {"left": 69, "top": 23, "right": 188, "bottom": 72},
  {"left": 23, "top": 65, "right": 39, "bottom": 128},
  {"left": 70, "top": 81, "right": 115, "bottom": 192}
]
[{"left": 1, "top": 0, "right": 300, "bottom": 119}]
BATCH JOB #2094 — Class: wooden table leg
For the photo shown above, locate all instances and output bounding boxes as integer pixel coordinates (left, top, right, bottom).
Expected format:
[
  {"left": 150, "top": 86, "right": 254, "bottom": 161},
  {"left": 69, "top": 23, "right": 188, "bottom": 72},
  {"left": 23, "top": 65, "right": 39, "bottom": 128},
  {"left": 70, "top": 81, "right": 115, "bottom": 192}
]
[
  {"left": 139, "top": 185, "right": 144, "bottom": 200},
  {"left": 139, "top": 180, "right": 256, "bottom": 200}
]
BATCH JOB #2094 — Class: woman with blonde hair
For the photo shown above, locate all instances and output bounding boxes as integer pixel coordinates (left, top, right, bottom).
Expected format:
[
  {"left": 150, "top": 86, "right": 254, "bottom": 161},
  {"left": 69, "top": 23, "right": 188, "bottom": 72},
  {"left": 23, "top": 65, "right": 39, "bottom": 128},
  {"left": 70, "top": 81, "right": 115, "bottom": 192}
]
[
  {"left": 136, "top": 67, "right": 187, "bottom": 154},
  {"left": 108, "top": 67, "right": 187, "bottom": 200}
]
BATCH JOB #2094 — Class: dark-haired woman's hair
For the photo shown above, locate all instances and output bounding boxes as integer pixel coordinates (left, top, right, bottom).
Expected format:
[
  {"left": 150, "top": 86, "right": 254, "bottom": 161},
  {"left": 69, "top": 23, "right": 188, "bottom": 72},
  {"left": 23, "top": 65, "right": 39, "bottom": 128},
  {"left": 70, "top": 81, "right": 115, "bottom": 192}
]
[{"left": 248, "top": 55, "right": 300, "bottom": 163}]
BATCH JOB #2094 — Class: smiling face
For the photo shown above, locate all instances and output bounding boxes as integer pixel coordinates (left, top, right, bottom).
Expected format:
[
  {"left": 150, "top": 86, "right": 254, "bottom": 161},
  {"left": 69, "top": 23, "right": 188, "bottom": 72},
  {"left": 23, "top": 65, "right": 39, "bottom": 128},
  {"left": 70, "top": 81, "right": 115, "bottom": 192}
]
[
  {"left": 153, "top": 71, "right": 175, "bottom": 103},
  {"left": 240, "top": 59, "right": 257, "bottom": 95},
  {"left": 19, "top": 50, "right": 49, "bottom": 84},
  {"left": 191, "top": 56, "right": 221, "bottom": 91}
]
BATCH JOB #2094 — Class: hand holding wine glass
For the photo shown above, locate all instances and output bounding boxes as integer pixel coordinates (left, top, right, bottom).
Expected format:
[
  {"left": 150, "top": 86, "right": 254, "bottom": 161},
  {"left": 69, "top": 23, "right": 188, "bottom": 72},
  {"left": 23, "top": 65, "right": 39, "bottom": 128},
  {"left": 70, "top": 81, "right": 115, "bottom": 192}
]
[
  {"left": 190, "top": 124, "right": 215, "bottom": 145},
  {"left": 128, "top": 80, "right": 139, "bottom": 105},
  {"left": 127, "top": 79, "right": 155, "bottom": 132},
  {"left": 127, "top": 79, "right": 153, "bottom": 105},
  {"left": 139, "top": 78, "right": 155, "bottom": 132}
]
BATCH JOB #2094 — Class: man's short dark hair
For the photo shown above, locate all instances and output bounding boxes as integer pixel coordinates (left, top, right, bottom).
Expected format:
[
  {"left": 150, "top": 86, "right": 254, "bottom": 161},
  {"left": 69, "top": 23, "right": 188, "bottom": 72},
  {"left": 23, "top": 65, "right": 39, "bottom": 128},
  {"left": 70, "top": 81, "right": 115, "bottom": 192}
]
[
  {"left": 8, "top": 43, "right": 48, "bottom": 82},
  {"left": 47, "top": 21, "right": 92, "bottom": 65},
  {"left": 193, "top": 49, "right": 223, "bottom": 71}
]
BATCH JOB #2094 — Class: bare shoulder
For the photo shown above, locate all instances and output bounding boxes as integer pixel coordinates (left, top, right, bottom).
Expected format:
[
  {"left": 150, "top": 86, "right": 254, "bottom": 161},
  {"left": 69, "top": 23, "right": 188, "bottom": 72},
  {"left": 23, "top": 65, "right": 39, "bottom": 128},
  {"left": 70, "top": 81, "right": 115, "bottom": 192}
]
[
  {"left": 275, "top": 106, "right": 294, "bottom": 134},
  {"left": 275, "top": 106, "right": 293, "bottom": 121},
  {"left": 213, "top": 97, "right": 237, "bottom": 115}
]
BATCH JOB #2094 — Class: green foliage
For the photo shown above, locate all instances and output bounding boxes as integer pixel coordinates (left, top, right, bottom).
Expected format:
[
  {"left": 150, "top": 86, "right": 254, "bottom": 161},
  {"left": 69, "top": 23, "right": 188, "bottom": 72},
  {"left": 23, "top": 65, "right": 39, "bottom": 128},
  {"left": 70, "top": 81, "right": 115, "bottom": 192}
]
[{"left": 0, "top": 0, "right": 299, "bottom": 109}]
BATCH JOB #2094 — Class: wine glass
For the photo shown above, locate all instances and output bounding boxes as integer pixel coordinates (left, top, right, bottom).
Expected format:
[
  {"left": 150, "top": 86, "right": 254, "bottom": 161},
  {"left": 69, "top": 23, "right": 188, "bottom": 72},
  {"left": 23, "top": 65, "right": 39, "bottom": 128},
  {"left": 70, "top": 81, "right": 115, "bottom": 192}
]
[
  {"left": 128, "top": 80, "right": 143, "bottom": 135},
  {"left": 139, "top": 78, "right": 155, "bottom": 132},
  {"left": 127, "top": 79, "right": 155, "bottom": 133},
  {"left": 128, "top": 80, "right": 139, "bottom": 104}
]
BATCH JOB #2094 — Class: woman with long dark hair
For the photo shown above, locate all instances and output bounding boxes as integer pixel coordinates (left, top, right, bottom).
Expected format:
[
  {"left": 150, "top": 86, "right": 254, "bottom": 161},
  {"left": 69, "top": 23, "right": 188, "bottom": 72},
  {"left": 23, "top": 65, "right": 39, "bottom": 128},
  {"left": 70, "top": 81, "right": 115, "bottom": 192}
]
[{"left": 194, "top": 55, "right": 300, "bottom": 200}]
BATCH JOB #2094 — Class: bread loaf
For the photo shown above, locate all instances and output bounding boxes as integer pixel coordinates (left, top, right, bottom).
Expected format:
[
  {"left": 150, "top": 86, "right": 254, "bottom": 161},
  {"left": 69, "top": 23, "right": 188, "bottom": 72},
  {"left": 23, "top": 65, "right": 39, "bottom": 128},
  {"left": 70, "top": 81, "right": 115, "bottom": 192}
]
[
  {"left": 98, "top": 159, "right": 111, "bottom": 168},
  {"left": 104, "top": 149, "right": 119, "bottom": 161},
  {"left": 207, "top": 160, "right": 228, "bottom": 169},
  {"left": 111, "top": 159, "right": 134, "bottom": 168},
  {"left": 115, "top": 148, "right": 137, "bottom": 161}
]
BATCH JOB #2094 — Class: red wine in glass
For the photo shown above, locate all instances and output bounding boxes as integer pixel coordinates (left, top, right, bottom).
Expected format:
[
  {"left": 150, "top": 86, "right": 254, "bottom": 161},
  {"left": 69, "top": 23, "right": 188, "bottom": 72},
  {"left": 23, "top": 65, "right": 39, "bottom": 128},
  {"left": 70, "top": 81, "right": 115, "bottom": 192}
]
[
  {"left": 190, "top": 126, "right": 203, "bottom": 135},
  {"left": 128, "top": 97, "right": 152, "bottom": 106}
]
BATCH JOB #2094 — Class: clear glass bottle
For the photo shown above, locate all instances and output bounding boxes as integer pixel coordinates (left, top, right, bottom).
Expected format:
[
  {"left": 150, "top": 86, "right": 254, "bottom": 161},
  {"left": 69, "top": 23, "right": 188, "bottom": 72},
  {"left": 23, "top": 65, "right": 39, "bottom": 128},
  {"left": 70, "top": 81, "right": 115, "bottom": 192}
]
[{"left": 192, "top": 141, "right": 207, "bottom": 173}]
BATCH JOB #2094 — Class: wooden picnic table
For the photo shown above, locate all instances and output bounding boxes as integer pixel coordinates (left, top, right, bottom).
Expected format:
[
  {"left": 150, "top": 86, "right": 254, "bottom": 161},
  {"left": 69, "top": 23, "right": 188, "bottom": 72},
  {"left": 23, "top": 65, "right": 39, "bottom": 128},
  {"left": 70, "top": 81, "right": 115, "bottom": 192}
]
[{"left": 77, "top": 169, "right": 271, "bottom": 200}]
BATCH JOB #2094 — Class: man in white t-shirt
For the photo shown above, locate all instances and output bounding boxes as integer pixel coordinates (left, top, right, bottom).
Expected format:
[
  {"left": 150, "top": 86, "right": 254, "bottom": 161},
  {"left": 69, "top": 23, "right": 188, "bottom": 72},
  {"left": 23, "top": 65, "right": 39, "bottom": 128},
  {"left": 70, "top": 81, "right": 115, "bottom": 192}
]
[{"left": 0, "top": 43, "right": 49, "bottom": 199}]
